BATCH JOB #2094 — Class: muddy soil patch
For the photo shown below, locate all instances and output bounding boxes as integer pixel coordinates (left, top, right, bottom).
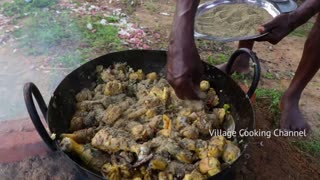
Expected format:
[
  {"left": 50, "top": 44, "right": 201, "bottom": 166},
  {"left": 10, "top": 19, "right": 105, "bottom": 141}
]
[{"left": 234, "top": 102, "right": 320, "bottom": 179}]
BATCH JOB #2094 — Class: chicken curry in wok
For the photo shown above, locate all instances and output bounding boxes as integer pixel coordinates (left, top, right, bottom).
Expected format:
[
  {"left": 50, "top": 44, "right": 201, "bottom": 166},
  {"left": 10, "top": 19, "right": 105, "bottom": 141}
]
[{"left": 58, "top": 63, "right": 241, "bottom": 180}]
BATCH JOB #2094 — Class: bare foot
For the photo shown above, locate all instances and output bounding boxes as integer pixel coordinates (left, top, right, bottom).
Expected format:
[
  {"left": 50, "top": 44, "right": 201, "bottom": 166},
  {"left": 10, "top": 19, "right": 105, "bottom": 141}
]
[
  {"left": 215, "top": 54, "right": 250, "bottom": 74},
  {"left": 279, "top": 95, "right": 310, "bottom": 132}
]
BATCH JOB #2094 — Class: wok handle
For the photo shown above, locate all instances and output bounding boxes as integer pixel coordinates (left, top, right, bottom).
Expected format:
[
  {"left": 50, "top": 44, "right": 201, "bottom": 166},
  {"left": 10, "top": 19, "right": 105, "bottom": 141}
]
[
  {"left": 23, "top": 82, "right": 57, "bottom": 151},
  {"left": 225, "top": 48, "right": 261, "bottom": 98}
]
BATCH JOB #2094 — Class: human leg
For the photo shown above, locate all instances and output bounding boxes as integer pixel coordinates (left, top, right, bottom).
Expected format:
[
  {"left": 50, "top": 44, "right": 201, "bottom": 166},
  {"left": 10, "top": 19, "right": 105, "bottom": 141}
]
[{"left": 280, "top": 14, "right": 320, "bottom": 131}]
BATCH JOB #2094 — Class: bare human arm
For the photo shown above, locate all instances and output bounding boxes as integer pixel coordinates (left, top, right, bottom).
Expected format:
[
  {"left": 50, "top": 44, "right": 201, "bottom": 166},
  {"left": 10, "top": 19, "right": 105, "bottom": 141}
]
[
  {"left": 257, "top": 0, "right": 320, "bottom": 44},
  {"left": 166, "top": 0, "right": 203, "bottom": 100}
]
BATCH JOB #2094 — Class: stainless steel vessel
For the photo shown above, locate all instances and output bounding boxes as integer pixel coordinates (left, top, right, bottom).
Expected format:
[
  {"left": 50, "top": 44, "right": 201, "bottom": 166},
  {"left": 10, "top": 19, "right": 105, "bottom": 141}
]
[{"left": 195, "top": 0, "right": 281, "bottom": 42}]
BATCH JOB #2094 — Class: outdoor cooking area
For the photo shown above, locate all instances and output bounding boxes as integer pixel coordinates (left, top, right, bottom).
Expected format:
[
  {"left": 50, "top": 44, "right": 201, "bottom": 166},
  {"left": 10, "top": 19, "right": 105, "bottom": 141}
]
[{"left": 0, "top": 0, "right": 320, "bottom": 179}]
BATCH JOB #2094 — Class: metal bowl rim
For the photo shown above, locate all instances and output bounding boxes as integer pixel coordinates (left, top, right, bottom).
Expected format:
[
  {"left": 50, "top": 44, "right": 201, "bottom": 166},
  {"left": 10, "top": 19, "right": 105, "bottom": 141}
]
[{"left": 195, "top": 0, "right": 281, "bottom": 42}]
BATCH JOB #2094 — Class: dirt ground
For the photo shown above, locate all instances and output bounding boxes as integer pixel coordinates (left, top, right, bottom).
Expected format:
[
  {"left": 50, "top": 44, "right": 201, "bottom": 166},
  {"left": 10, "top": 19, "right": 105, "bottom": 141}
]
[
  {"left": 233, "top": 103, "right": 320, "bottom": 180},
  {"left": 0, "top": 0, "right": 320, "bottom": 179}
]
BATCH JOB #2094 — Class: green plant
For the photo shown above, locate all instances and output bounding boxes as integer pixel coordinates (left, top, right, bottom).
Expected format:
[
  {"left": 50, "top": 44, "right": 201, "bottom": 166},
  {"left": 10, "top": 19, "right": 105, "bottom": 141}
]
[
  {"left": 106, "top": 16, "right": 120, "bottom": 23},
  {"left": 13, "top": 9, "right": 123, "bottom": 67},
  {"left": 1, "top": 0, "right": 57, "bottom": 17},
  {"left": 292, "top": 134, "right": 320, "bottom": 160},
  {"left": 291, "top": 22, "right": 313, "bottom": 37},
  {"left": 256, "top": 88, "right": 284, "bottom": 127},
  {"left": 231, "top": 72, "right": 251, "bottom": 86},
  {"left": 55, "top": 50, "right": 87, "bottom": 67},
  {"left": 263, "top": 72, "right": 275, "bottom": 79},
  {"left": 207, "top": 53, "right": 229, "bottom": 65},
  {"left": 121, "top": 0, "right": 140, "bottom": 14},
  {"left": 144, "top": 1, "right": 157, "bottom": 12},
  {"left": 14, "top": 10, "right": 82, "bottom": 55},
  {"left": 80, "top": 16, "right": 122, "bottom": 51}
]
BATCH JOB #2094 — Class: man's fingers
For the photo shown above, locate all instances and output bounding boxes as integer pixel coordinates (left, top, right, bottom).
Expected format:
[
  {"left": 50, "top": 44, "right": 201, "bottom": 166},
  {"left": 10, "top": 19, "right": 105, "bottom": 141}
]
[
  {"left": 181, "top": 81, "right": 201, "bottom": 100},
  {"left": 257, "top": 26, "right": 265, "bottom": 34},
  {"left": 168, "top": 76, "right": 201, "bottom": 100}
]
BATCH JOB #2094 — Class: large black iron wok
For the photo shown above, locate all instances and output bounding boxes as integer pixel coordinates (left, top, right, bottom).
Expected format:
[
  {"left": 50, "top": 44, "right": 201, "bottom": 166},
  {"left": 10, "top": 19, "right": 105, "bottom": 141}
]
[{"left": 24, "top": 49, "right": 260, "bottom": 179}]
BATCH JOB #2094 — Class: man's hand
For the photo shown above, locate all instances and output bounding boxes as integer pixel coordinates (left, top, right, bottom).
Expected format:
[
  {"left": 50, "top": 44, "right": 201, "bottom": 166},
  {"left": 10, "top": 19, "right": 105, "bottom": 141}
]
[
  {"left": 166, "top": 48, "right": 202, "bottom": 100},
  {"left": 166, "top": 0, "right": 202, "bottom": 100},
  {"left": 256, "top": 13, "right": 295, "bottom": 44}
]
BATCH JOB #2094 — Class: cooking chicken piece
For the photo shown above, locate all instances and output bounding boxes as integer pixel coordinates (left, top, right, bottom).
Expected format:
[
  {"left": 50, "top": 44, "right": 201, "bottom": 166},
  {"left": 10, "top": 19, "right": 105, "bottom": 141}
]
[
  {"left": 179, "top": 138, "right": 196, "bottom": 151},
  {"left": 152, "top": 137, "right": 195, "bottom": 163},
  {"left": 167, "top": 161, "right": 195, "bottom": 179},
  {"left": 158, "top": 171, "right": 174, "bottom": 180},
  {"left": 129, "top": 69, "right": 145, "bottom": 80},
  {"left": 76, "top": 101, "right": 92, "bottom": 112},
  {"left": 146, "top": 72, "right": 158, "bottom": 81},
  {"left": 135, "top": 143, "right": 152, "bottom": 162},
  {"left": 61, "top": 127, "right": 95, "bottom": 144},
  {"left": 162, "top": 114, "right": 172, "bottom": 129},
  {"left": 83, "top": 111, "right": 97, "bottom": 127},
  {"left": 207, "top": 136, "right": 226, "bottom": 158},
  {"left": 192, "top": 110, "right": 221, "bottom": 136},
  {"left": 149, "top": 87, "right": 161, "bottom": 97},
  {"left": 145, "top": 108, "right": 156, "bottom": 119},
  {"left": 183, "top": 170, "right": 206, "bottom": 180},
  {"left": 199, "top": 157, "right": 221, "bottom": 176},
  {"left": 132, "top": 82, "right": 148, "bottom": 100},
  {"left": 100, "top": 65, "right": 127, "bottom": 82},
  {"left": 147, "top": 115, "right": 162, "bottom": 129},
  {"left": 93, "top": 104, "right": 105, "bottom": 122},
  {"left": 158, "top": 114, "right": 172, "bottom": 137},
  {"left": 181, "top": 100, "right": 204, "bottom": 112},
  {"left": 200, "top": 80, "right": 210, "bottom": 92},
  {"left": 73, "top": 110, "right": 88, "bottom": 117},
  {"left": 91, "top": 128, "right": 137, "bottom": 153},
  {"left": 60, "top": 137, "right": 109, "bottom": 172},
  {"left": 94, "top": 84, "right": 105, "bottom": 94},
  {"left": 76, "top": 95, "right": 119, "bottom": 111},
  {"left": 127, "top": 121, "right": 154, "bottom": 141},
  {"left": 100, "top": 94, "right": 126, "bottom": 108},
  {"left": 206, "top": 88, "right": 220, "bottom": 107},
  {"left": 142, "top": 96, "right": 162, "bottom": 109},
  {"left": 133, "top": 166, "right": 154, "bottom": 180},
  {"left": 70, "top": 116, "right": 85, "bottom": 132},
  {"left": 180, "top": 125, "right": 199, "bottom": 139},
  {"left": 112, "top": 118, "right": 128, "bottom": 129},
  {"left": 149, "top": 87, "right": 170, "bottom": 105},
  {"left": 126, "top": 107, "right": 148, "bottom": 120},
  {"left": 96, "top": 65, "right": 104, "bottom": 73},
  {"left": 76, "top": 88, "right": 93, "bottom": 102},
  {"left": 104, "top": 80, "right": 123, "bottom": 96},
  {"left": 92, "top": 128, "right": 153, "bottom": 163},
  {"left": 132, "top": 171, "right": 143, "bottom": 180},
  {"left": 223, "top": 113, "right": 236, "bottom": 131},
  {"left": 212, "top": 108, "right": 226, "bottom": 124},
  {"left": 175, "top": 116, "right": 190, "bottom": 130},
  {"left": 119, "top": 151, "right": 135, "bottom": 164},
  {"left": 195, "top": 140, "right": 208, "bottom": 159},
  {"left": 142, "top": 169, "right": 153, "bottom": 180},
  {"left": 176, "top": 150, "right": 195, "bottom": 164},
  {"left": 101, "top": 163, "right": 131, "bottom": 180},
  {"left": 102, "top": 98, "right": 133, "bottom": 125},
  {"left": 149, "top": 156, "right": 168, "bottom": 170},
  {"left": 101, "top": 68, "right": 116, "bottom": 82},
  {"left": 162, "top": 87, "right": 170, "bottom": 105},
  {"left": 222, "top": 140, "right": 240, "bottom": 164},
  {"left": 192, "top": 116, "right": 213, "bottom": 136}
]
